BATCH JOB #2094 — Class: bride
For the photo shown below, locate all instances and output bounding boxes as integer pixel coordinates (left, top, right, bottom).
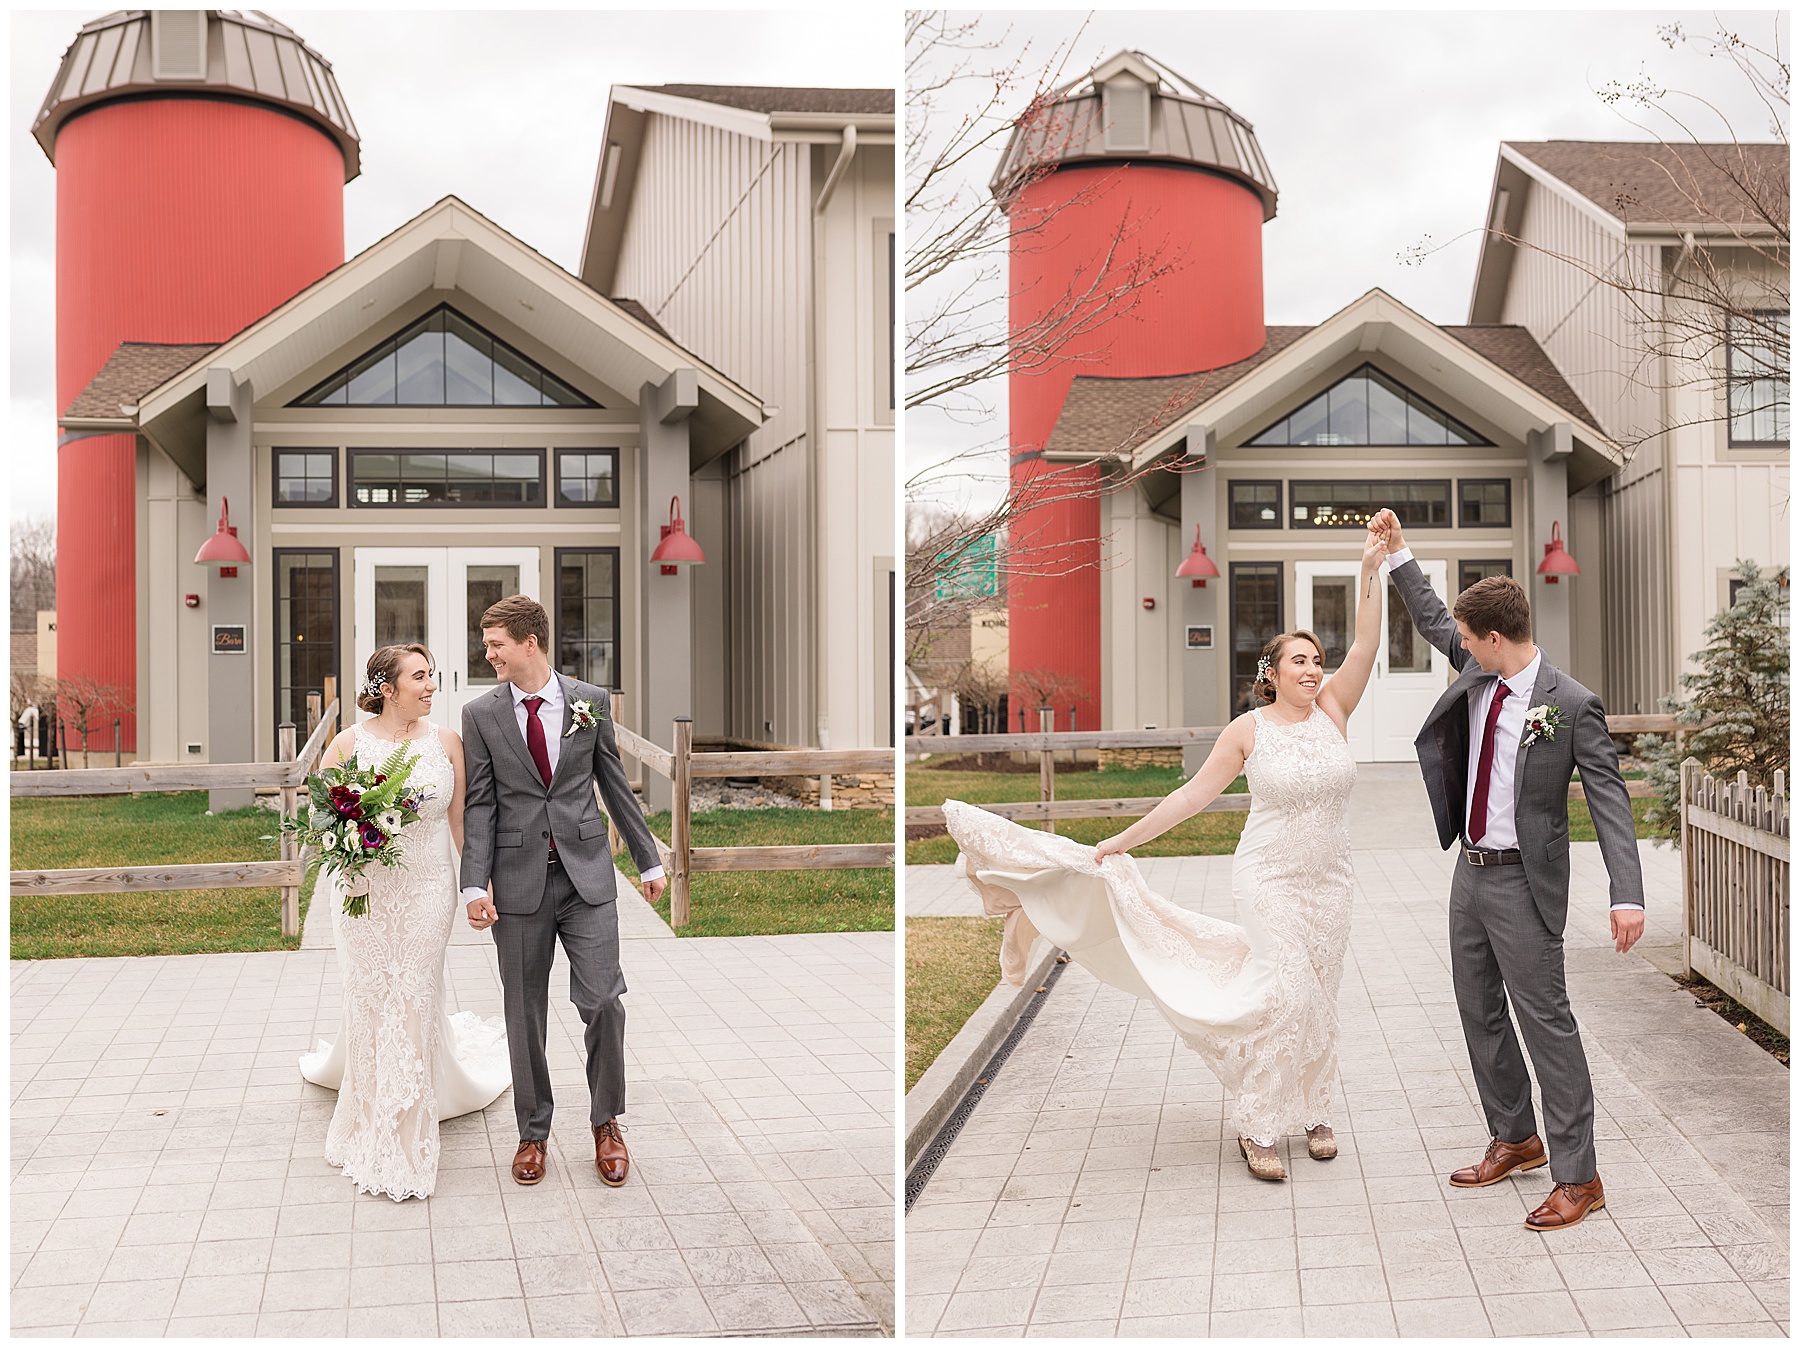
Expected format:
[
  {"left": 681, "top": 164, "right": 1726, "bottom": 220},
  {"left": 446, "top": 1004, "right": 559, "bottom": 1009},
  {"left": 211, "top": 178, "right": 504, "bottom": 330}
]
[
  {"left": 299, "top": 644, "right": 510, "bottom": 1201},
  {"left": 944, "top": 532, "right": 1384, "bottom": 1182}
]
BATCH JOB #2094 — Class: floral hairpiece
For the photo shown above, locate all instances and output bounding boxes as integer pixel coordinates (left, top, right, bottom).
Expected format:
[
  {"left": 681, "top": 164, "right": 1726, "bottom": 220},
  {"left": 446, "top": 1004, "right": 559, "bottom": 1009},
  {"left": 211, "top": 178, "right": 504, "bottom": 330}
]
[
  {"left": 1255, "top": 656, "right": 1272, "bottom": 684},
  {"left": 361, "top": 674, "right": 387, "bottom": 701}
]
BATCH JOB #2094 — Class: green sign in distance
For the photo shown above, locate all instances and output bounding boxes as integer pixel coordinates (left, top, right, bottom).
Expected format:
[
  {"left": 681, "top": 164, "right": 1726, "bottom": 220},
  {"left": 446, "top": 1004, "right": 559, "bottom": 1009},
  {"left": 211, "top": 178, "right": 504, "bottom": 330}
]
[{"left": 935, "top": 533, "right": 998, "bottom": 600}]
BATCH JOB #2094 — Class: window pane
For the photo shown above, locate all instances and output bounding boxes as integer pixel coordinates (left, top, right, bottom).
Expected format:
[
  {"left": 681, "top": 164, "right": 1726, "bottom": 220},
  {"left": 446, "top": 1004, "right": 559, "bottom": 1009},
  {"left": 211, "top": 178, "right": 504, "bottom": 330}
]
[
  {"left": 1459, "top": 560, "right": 1513, "bottom": 592},
  {"left": 464, "top": 565, "right": 518, "bottom": 684},
  {"left": 1286, "top": 391, "right": 1331, "bottom": 446},
  {"left": 394, "top": 320, "right": 445, "bottom": 404},
  {"left": 345, "top": 344, "right": 396, "bottom": 404},
  {"left": 444, "top": 313, "right": 493, "bottom": 404},
  {"left": 374, "top": 566, "right": 429, "bottom": 647},
  {"left": 492, "top": 344, "right": 543, "bottom": 405},
  {"left": 1460, "top": 480, "right": 1509, "bottom": 527},
  {"left": 1405, "top": 395, "right": 1449, "bottom": 445},
  {"left": 1388, "top": 578, "right": 1431, "bottom": 671},
  {"left": 1323, "top": 376, "right": 1369, "bottom": 446},
  {"left": 558, "top": 551, "right": 619, "bottom": 688},
  {"left": 1229, "top": 481, "right": 1278, "bottom": 528},
  {"left": 1230, "top": 563, "right": 1281, "bottom": 714},
  {"left": 1308, "top": 575, "right": 1355, "bottom": 669},
  {"left": 276, "top": 551, "right": 337, "bottom": 734},
  {"left": 1366, "top": 370, "right": 1410, "bottom": 443},
  {"left": 542, "top": 371, "right": 587, "bottom": 407}
]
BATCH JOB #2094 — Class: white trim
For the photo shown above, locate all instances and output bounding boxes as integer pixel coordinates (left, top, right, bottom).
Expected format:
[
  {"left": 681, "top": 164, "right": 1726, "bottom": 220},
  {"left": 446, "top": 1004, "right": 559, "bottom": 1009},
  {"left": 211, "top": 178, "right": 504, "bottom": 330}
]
[{"left": 1497, "top": 144, "right": 1631, "bottom": 238}]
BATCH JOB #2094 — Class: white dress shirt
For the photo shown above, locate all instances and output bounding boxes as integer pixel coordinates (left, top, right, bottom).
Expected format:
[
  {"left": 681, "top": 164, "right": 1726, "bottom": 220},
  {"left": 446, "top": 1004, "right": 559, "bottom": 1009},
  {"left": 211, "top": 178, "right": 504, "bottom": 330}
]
[
  {"left": 1388, "top": 546, "right": 1639, "bottom": 910},
  {"left": 462, "top": 671, "right": 662, "bottom": 902}
]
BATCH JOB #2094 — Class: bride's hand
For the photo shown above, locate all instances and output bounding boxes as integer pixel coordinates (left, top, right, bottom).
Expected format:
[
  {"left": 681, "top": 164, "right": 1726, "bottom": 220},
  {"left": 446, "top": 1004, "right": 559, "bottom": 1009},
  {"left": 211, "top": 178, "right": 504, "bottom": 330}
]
[
  {"left": 1094, "top": 834, "right": 1130, "bottom": 862},
  {"left": 1361, "top": 529, "right": 1387, "bottom": 572}
]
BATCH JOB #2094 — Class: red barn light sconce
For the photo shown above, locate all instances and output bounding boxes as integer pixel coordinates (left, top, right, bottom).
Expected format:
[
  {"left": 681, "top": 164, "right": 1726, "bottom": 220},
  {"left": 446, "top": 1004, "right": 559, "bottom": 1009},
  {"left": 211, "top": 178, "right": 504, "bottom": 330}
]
[
  {"left": 1536, "top": 520, "right": 1579, "bottom": 584},
  {"left": 649, "top": 495, "right": 705, "bottom": 575},
  {"left": 1175, "top": 524, "right": 1220, "bottom": 588},
  {"left": 195, "top": 496, "right": 250, "bottom": 577},
  {"left": 184, "top": 594, "right": 200, "bottom": 609}
]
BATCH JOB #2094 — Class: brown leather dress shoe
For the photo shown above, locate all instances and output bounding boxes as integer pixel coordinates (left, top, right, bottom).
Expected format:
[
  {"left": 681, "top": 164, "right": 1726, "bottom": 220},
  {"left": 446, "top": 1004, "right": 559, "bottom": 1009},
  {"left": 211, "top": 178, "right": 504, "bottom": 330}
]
[
  {"left": 1448, "top": 1135, "right": 1547, "bottom": 1188},
  {"left": 512, "top": 1138, "right": 547, "bottom": 1186},
  {"left": 1525, "top": 1177, "right": 1605, "bottom": 1230},
  {"left": 594, "top": 1119, "right": 629, "bottom": 1187}
]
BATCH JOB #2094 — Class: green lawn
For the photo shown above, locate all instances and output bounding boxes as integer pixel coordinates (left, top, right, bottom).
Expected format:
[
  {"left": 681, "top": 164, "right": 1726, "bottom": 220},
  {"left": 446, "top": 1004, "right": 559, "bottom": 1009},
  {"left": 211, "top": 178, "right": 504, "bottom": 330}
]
[
  {"left": 12, "top": 792, "right": 306, "bottom": 959},
  {"left": 906, "top": 917, "right": 1004, "bottom": 1091},
  {"left": 906, "top": 764, "right": 1247, "bottom": 865},
  {"left": 616, "top": 807, "right": 895, "bottom": 938}
]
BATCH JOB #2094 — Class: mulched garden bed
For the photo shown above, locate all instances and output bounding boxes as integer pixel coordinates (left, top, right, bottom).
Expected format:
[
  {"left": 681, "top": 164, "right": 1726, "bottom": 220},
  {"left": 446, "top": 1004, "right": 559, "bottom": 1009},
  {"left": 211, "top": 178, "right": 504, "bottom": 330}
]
[
  {"left": 913, "top": 752, "right": 1098, "bottom": 774},
  {"left": 1675, "top": 974, "right": 1789, "bottom": 1066}
]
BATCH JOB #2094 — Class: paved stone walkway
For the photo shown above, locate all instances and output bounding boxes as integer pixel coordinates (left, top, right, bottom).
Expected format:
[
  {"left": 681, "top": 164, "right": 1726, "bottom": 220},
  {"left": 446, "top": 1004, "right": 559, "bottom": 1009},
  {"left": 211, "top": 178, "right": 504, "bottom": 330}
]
[
  {"left": 907, "top": 813, "right": 1788, "bottom": 1336},
  {"left": 12, "top": 880, "right": 893, "bottom": 1337}
]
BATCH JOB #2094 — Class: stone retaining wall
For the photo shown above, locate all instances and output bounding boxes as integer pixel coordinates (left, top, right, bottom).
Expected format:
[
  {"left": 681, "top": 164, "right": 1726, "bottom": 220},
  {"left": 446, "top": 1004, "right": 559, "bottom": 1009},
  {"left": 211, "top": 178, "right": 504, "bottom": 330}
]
[
  {"left": 1097, "top": 746, "right": 1184, "bottom": 770},
  {"left": 767, "top": 772, "right": 896, "bottom": 809}
]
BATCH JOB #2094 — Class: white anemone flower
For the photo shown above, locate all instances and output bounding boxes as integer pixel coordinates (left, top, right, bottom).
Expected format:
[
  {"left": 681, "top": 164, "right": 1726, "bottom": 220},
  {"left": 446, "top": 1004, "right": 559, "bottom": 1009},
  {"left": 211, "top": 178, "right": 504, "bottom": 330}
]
[
  {"left": 320, "top": 831, "right": 338, "bottom": 851},
  {"left": 378, "top": 809, "right": 404, "bottom": 834}
]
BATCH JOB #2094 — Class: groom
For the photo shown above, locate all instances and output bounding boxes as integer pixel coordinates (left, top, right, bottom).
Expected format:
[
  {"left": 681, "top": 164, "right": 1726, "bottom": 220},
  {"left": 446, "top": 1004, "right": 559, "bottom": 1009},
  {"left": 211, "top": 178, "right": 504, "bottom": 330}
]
[
  {"left": 1372, "top": 509, "right": 1644, "bottom": 1232},
  {"left": 460, "top": 595, "right": 665, "bottom": 1188}
]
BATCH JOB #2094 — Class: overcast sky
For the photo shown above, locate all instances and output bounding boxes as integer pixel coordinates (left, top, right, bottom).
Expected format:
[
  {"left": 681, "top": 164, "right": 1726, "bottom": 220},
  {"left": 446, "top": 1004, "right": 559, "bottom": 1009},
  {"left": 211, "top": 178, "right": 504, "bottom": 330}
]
[
  {"left": 907, "top": 8, "right": 1789, "bottom": 512},
  {"left": 9, "top": 7, "right": 896, "bottom": 522}
]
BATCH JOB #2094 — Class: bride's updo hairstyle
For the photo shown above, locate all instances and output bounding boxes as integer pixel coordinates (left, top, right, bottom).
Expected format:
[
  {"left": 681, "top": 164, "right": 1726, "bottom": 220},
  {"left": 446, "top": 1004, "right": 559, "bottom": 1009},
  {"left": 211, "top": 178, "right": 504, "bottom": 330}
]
[
  {"left": 1251, "top": 631, "right": 1326, "bottom": 706},
  {"left": 357, "top": 644, "right": 435, "bottom": 714}
]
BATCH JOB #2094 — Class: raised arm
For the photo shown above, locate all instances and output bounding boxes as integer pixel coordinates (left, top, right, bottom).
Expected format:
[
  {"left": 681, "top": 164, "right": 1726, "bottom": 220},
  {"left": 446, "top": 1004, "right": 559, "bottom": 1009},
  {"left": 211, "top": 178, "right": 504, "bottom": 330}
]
[
  {"left": 1373, "top": 509, "right": 1472, "bottom": 673},
  {"left": 1094, "top": 716, "right": 1255, "bottom": 859},
  {"left": 1318, "top": 532, "right": 1387, "bottom": 729}
]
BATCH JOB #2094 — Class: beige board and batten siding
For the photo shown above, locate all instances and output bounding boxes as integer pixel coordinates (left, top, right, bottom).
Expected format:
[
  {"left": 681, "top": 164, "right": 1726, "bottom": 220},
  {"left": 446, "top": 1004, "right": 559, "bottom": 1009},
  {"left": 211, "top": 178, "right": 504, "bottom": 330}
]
[
  {"left": 814, "top": 144, "right": 896, "bottom": 750},
  {"left": 613, "top": 113, "right": 814, "bottom": 748},
  {"left": 1500, "top": 167, "right": 1672, "bottom": 713},
  {"left": 136, "top": 439, "right": 213, "bottom": 765}
]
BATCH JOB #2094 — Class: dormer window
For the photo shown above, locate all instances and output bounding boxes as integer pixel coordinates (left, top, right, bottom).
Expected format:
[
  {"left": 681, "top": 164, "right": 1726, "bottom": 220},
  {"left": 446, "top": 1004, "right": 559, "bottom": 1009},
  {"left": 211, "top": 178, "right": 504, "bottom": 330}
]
[
  {"left": 1248, "top": 364, "right": 1486, "bottom": 447},
  {"left": 291, "top": 305, "right": 598, "bottom": 408},
  {"left": 1102, "top": 76, "right": 1151, "bottom": 153}
]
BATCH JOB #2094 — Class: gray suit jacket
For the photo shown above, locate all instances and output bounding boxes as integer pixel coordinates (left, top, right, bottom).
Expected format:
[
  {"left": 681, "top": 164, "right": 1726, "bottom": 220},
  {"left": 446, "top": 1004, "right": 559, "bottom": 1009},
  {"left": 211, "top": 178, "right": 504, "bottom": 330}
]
[
  {"left": 1389, "top": 559, "right": 1644, "bottom": 933},
  {"left": 459, "top": 675, "right": 661, "bottom": 915}
]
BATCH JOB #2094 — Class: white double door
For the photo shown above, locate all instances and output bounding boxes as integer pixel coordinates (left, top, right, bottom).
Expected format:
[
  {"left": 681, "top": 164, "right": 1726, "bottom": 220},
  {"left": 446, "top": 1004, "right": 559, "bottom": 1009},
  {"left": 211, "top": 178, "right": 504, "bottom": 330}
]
[
  {"left": 353, "top": 548, "right": 540, "bottom": 727},
  {"left": 1296, "top": 558, "right": 1449, "bottom": 762}
]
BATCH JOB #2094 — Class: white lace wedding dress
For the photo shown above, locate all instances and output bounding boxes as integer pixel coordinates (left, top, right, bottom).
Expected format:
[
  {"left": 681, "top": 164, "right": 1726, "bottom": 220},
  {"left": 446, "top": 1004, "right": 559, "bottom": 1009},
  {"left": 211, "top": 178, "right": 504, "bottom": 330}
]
[
  {"left": 298, "top": 722, "right": 510, "bottom": 1200},
  {"left": 944, "top": 704, "right": 1357, "bottom": 1142}
]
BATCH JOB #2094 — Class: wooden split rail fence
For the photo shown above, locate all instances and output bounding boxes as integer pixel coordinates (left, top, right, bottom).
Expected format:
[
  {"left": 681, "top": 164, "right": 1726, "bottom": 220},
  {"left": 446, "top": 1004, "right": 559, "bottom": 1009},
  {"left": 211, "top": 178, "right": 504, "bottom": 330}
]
[
  {"left": 610, "top": 702, "right": 894, "bottom": 929},
  {"left": 10, "top": 682, "right": 342, "bottom": 940},
  {"left": 904, "top": 713, "right": 1678, "bottom": 833},
  {"left": 1679, "top": 759, "right": 1789, "bottom": 1035}
]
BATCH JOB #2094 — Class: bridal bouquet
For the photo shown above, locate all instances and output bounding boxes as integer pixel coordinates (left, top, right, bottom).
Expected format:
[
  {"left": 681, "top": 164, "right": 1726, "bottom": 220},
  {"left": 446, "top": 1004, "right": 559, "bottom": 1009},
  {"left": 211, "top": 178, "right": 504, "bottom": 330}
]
[{"left": 284, "top": 741, "right": 433, "bottom": 917}]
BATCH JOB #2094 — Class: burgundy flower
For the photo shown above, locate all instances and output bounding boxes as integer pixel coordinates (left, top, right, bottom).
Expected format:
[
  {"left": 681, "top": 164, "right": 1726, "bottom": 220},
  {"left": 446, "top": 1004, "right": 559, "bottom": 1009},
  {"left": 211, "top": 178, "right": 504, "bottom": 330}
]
[
  {"left": 360, "top": 823, "right": 387, "bottom": 850},
  {"left": 329, "top": 785, "right": 363, "bottom": 819}
]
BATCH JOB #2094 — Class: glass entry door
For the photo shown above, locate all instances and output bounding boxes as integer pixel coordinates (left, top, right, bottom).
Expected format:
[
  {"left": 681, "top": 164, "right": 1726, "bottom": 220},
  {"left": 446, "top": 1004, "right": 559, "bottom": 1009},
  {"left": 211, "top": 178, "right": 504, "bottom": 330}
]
[
  {"left": 1296, "top": 558, "right": 1449, "bottom": 761},
  {"left": 354, "top": 547, "right": 540, "bottom": 727}
]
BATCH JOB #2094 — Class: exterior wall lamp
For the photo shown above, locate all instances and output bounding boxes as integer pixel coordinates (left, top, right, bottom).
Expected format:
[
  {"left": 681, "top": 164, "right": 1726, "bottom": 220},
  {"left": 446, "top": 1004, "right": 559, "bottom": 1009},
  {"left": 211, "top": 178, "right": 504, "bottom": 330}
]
[
  {"left": 194, "top": 496, "right": 251, "bottom": 577},
  {"left": 1536, "top": 520, "right": 1579, "bottom": 584},
  {"left": 1175, "top": 523, "right": 1221, "bottom": 588},
  {"left": 649, "top": 495, "right": 705, "bottom": 575}
]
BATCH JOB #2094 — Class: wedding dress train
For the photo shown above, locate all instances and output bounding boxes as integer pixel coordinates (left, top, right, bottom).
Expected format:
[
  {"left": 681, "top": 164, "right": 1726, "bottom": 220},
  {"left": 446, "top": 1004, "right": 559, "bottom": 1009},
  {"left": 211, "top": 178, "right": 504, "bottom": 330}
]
[
  {"left": 943, "top": 704, "right": 1357, "bottom": 1141},
  {"left": 298, "top": 722, "right": 510, "bottom": 1201}
]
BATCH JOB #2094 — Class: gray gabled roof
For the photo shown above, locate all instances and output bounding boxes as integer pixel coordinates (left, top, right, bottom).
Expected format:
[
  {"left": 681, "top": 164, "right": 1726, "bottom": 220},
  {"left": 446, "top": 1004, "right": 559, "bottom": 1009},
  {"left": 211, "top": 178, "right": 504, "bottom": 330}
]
[
  {"left": 630, "top": 84, "right": 892, "bottom": 117},
  {"left": 1505, "top": 140, "right": 1787, "bottom": 228},
  {"left": 64, "top": 340, "right": 218, "bottom": 421}
]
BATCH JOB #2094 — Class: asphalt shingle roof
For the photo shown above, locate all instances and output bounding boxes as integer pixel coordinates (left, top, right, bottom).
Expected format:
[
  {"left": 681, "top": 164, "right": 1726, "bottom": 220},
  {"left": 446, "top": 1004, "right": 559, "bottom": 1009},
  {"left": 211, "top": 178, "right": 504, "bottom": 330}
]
[
  {"left": 1044, "top": 323, "right": 1601, "bottom": 457},
  {"left": 64, "top": 342, "right": 216, "bottom": 420},
  {"left": 635, "top": 84, "right": 893, "bottom": 117},
  {"left": 1506, "top": 140, "right": 1787, "bottom": 228}
]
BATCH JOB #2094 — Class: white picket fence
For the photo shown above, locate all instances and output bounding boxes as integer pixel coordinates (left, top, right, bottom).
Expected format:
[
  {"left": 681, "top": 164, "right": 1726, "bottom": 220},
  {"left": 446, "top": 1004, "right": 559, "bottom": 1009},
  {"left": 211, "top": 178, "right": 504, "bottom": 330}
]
[{"left": 1680, "top": 759, "right": 1790, "bottom": 1035}]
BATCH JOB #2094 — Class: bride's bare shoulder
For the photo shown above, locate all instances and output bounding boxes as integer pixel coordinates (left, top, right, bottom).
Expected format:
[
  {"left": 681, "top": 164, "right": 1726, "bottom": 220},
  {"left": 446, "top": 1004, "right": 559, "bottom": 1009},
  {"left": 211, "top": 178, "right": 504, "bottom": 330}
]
[
  {"left": 1220, "top": 711, "right": 1258, "bottom": 751},
  {"left": 436, "top": 725, "right": 464, "bottom": 755}
]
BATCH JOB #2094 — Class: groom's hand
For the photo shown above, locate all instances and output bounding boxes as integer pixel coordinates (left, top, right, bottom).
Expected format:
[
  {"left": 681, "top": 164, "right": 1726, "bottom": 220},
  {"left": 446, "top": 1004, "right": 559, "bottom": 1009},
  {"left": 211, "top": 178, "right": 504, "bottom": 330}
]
[
  {"left": 467, "top": 894, "right": 498, "bottom": 930},
  {"left": 641, "top": 876, "right": 667, "bottom": 903},
  {"left": 1373, "top": 508, "right": 1407, "bottom": 554},
  {"left": 1610, "top": 907, "right": 1645, "bottom": 954}
]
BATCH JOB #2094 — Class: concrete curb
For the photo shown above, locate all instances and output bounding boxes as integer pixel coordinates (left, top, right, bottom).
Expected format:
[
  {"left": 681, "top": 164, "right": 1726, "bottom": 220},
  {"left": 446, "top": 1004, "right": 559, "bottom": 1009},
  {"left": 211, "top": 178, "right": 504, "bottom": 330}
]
[{"left": 904, "top": 938, "right": 1061, "bottom": 1170}]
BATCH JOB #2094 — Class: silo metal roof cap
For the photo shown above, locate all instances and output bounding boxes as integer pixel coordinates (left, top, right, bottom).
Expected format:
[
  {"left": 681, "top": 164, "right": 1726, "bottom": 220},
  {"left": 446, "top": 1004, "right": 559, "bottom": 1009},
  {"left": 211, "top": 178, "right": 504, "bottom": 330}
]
[
  {"left": 31, "top": 9, "right": 361, "bottom": 181},
  {"left": 989, "top": 49, "right": 1277, "bottom": 221}
]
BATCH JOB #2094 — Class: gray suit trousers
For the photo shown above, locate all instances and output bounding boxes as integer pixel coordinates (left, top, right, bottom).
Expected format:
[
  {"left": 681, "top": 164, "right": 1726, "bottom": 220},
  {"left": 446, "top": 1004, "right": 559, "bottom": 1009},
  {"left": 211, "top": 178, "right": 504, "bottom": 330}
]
[
  {"left": 491, "top": 861, "right": 626, "bottom": 1140},
  {"left": 1449, "top": 855, "right": 1597, "bottom": 1183}
]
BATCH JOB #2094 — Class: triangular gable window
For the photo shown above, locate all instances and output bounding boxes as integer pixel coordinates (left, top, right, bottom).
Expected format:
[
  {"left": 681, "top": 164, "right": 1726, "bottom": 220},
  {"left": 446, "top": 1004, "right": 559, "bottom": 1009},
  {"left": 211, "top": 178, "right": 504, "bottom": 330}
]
[
  {"left": 291, "top": 305, "right": 598, "bottom": 408},
  {"left": 1248, "top": 363, "right": 1485, "bottom": 447}
]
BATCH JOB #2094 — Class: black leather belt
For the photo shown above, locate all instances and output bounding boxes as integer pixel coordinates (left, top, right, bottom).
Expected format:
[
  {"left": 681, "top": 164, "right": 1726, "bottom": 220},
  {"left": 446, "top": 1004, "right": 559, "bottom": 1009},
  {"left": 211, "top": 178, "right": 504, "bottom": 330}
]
[
  {"left": 1464, "top": 846, "right": 1523, "bottom": 866},
  {"left": 547, "top": 850, "right": 561, "bottom": 867}
]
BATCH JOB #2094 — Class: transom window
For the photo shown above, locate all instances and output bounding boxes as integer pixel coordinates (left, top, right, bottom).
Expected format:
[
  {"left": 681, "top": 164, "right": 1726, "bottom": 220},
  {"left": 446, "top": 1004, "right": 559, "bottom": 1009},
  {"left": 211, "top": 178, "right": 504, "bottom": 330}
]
[
  {"left": 1727, "top": 310, "right": 1789, "bottom": 446},
  {"left": 1228, "top": 480, "right": 1282, "bottom": 529},
  {"left": 348, "top": 450, "right": 545, "bottom": 507},
  {"left": 1290, "top": 480, "right": 1451, "bottom": 529},
  {"left": 1459, "top": 559, "right": 1514, "bottom": 593},
  {"left": 1458, "top": 479, "right": 1511, "bottom": 528},
  {"left": 273, "top": 449, "right": 337, "bottom": 506},
  {"left": 1249, "top": 364, "right": 1487, "bottom": 447},
  {"left": 555, "top": 450, "right": 619, "bottom": 507},
  {"left": 293, "top": 306, "right": 598, "bottom": 408}
]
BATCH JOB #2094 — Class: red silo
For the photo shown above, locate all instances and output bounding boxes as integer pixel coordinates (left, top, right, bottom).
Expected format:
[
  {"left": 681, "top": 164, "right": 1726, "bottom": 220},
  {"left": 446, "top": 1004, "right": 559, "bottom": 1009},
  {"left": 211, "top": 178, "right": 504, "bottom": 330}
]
[
  {"left": 992, "top": 52, "right": 1277, "bottom": 732},
  {"left": 33, "top": 10, "right": 359, "bottom": 753}
]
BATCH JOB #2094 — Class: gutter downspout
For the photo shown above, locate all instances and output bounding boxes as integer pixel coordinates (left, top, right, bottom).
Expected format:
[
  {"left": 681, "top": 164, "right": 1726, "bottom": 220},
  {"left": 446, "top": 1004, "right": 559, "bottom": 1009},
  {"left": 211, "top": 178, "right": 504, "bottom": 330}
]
[{"left": 811, "top": 125, "right": 858, "bottom": 800}]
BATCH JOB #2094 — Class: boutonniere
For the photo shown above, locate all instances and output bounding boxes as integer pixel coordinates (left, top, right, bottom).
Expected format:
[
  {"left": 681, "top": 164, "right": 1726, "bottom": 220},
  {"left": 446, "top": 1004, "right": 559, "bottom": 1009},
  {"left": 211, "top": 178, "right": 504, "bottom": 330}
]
[
  {"left": 563, "top": 698, "right": 599, "bottom": 738},
  {"left": 1521, "top": 703, "right": 1563, "bottom": 747}
]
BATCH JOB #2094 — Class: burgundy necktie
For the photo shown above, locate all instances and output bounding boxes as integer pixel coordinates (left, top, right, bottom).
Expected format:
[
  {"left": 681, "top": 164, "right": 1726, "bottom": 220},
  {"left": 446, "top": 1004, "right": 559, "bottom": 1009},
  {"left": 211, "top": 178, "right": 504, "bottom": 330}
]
[
  {"left": 522, "top": 696, "right": 554, "bottom": 789},
  {"left": 1467, "top": 682, "right": 1510, "bottom": 845}
]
